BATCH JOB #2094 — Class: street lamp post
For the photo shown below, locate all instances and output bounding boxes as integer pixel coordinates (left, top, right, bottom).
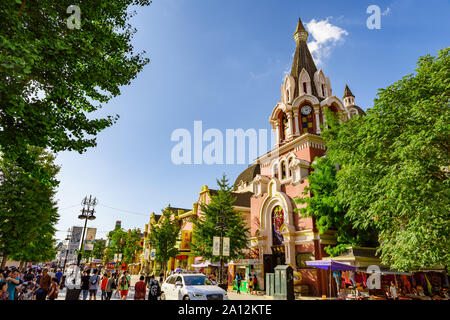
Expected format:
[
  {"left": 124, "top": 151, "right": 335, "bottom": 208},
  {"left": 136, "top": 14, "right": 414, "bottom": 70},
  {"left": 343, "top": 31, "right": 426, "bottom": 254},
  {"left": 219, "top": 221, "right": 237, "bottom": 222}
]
[
  {"left": 76, "top": 195, "right": 97, "bottom": 266},
  {"left": 62, "top": 228, "right": 72, "bottom": 274}
]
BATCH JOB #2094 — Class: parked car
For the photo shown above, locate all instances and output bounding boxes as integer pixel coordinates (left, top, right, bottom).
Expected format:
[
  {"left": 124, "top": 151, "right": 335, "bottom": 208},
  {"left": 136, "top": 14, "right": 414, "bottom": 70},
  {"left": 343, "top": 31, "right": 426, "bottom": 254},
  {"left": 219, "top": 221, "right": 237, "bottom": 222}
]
[{"left": 161, "top": 273, "right": 228, "bottom": 300}]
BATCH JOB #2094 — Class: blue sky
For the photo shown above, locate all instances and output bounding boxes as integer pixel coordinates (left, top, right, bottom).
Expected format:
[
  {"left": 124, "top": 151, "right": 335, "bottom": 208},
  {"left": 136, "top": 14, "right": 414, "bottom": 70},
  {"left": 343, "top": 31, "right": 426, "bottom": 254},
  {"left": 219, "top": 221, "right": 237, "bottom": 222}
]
[{"left": 54, "top": 0, "right": 450, "bottom": 241}]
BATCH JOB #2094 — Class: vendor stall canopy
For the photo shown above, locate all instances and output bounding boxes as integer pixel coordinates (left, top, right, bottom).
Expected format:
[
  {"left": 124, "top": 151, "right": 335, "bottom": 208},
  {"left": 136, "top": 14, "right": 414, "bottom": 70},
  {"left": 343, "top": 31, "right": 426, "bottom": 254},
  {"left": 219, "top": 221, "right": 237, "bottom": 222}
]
[{"left": 306, "top": 260, "right": 356, "bottom": 271}]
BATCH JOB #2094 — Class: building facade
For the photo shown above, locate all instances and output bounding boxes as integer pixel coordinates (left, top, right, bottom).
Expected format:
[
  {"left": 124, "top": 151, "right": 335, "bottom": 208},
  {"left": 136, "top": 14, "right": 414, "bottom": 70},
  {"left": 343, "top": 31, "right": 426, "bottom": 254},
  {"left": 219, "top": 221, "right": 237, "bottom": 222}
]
[{"left": 243, "top": 18, "right": 365, "bottom": 296}]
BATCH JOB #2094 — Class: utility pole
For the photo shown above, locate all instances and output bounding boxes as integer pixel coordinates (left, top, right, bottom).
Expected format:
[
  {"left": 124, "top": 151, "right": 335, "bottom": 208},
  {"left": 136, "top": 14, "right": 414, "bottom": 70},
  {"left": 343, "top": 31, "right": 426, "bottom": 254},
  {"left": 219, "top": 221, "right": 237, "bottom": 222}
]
[{"left": 76, "top": 195, "right": 97, "bottom": 266}]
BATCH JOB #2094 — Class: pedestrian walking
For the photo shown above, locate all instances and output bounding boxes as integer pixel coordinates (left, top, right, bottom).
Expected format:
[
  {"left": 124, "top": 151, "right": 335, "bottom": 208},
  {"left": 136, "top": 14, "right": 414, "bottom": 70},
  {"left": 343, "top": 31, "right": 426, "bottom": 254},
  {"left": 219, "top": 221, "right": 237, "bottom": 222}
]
[
  {"left": 248, "top": 276, "right": 254, "bottom": 295},
  {"left": 55, "top": 269, "right": 63, "bottom": 286},
  {"left": 147, "top": 275, "right": 161, "bottom": 300},
  {"left": 100, "top": 272, "right": 109, "bottom": 300},
  {"left": 119, "top": 271, "right": 131, "bottom": 300},
  {"left": 89, "top": 269, "right": 100, "bottom": 300},
  {"left": 105, "top": 273, "right": 115, "bottom": 300},
  {"left": 253, "top": 274, "right": 259, "bottom": 294},
  {"left": 113, "top": 273, "right": 120, "bottom": 298},
  {"left": 47, "top": 278, "right": 59, "bottom": 300},
  {"left": 236, "top": 275, "right": 242, "bottom": 294},
  {"left": 80, "top": 269, "right": 91, "bottom": 300},
  {"left": 36, "top": 269, "right": 51, "bottom": 300},
  {"left": 134, "top": 276, "right": 146, "bottom": 300}
]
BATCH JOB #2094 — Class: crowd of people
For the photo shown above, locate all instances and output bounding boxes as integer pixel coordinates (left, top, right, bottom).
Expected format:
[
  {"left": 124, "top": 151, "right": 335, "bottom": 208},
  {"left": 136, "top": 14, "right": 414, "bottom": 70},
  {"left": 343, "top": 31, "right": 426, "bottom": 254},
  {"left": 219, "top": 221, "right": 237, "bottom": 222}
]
[
  {"left": 0, "top": 265, "right": 163, "bottom": 301},
  {"left": 0, "top": 266, "right": 63, "bottom": 300},
  {"left": 74, "top": 268, "right": 162, "bottom": 300}
]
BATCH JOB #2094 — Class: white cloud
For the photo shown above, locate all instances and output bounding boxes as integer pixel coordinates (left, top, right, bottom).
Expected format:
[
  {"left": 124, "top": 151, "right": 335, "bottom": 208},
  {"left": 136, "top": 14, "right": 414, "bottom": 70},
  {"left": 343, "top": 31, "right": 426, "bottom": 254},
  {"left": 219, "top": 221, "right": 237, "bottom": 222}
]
[
  {"left": 382, "top": 7, "right": 391, "bottom": 16},
  {"left": 305, "top": 18, "right": 349, "bottom": 66}
]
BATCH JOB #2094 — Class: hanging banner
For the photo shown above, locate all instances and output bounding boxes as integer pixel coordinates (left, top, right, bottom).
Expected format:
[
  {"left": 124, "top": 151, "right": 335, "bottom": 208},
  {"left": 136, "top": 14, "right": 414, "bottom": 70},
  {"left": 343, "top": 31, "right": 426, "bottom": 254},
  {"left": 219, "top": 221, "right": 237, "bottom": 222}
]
[
  {"left": 223, "top": 237, "right": 230, "bottom": 256},
  {"left": 84, "top": 228, "right": 97, "bottom": 251},
  {"left": 144, "top": 249, "right": 150, "bottom": 260},
  {"left": 150, "top": 249, "right": 156, "bottom": 261},
  {"left": 70, "top": 226, "right": 83, "bottom": 251},
  {"left": 213, "top": 236, "right": 221, "bottom": 256}
]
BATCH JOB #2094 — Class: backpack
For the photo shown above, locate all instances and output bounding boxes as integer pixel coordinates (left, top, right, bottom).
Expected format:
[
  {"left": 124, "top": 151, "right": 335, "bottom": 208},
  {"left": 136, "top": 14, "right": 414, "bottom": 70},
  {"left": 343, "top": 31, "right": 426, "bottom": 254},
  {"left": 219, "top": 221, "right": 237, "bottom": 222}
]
[
  {"left": 149, "top": 280, "right": 161, "bottom": 297},
  {"left": 120, "top": 276, "right": 128, "bottom": 288},
  {"left": 90, "top": 275, "right": 98, "bottom": 286}
]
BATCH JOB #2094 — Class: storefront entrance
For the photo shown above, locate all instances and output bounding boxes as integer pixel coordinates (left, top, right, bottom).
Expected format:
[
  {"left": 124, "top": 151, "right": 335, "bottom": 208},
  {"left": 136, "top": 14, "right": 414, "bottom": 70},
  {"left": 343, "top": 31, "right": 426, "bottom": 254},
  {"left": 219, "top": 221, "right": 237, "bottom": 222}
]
[{"left": 263, "top": 246, "right": 286, "bottom": 281}]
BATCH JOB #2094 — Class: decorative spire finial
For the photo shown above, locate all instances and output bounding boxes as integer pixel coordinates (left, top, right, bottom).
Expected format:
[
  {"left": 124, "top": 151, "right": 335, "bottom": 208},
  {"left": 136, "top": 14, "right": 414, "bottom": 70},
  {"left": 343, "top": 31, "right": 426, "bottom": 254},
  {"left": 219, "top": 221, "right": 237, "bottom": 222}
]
[{"left": 294, "top": 18, "right": 308, "bottom": 43}]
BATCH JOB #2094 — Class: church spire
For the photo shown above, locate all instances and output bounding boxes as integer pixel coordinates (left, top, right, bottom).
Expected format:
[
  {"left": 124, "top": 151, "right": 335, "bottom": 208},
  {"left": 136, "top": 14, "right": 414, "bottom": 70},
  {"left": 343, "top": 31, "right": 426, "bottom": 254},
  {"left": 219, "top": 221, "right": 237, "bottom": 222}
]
[
  {"left": 290, "top": 18, "right": 318, "bottom": 98},
  {"left": 343, "top": 84, "right": 355, "bottom": 98},
  {"left": 293, "top": 18, "right": 309, "bottom": 43}
]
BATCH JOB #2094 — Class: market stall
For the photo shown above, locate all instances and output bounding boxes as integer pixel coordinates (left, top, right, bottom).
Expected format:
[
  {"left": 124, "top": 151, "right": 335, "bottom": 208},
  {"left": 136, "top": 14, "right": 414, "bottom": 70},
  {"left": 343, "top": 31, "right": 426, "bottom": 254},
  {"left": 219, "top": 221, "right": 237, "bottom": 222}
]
[
  {"left": 306, "top": 260, "right": 356, "bottom": 299},
  {"left": 228, "top": 259, "right": 262, "bottom": 293}
]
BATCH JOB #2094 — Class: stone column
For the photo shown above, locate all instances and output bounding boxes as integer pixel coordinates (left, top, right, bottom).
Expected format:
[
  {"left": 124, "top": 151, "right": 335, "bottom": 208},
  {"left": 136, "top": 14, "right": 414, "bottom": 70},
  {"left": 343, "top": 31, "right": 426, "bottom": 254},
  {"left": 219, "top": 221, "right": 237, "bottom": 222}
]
[
  {"left": 293, "top": 109, "right": 300, "bottom": 136},
  {"left": 274, "top": 122, "right": 280, "bottom": 147},
  {"left": 314, "top": 105, "right": 321, "bottom": 134},
  {"left": 287, "top": 111, "right": 294, "bottom": 139}
]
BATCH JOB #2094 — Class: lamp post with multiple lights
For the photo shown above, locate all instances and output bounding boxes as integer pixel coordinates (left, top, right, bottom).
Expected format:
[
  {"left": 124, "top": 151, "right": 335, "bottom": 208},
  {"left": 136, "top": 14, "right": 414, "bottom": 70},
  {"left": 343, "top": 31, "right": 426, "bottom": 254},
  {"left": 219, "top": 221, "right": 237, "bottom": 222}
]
[{"left": 76, "top": 195, "right": 97, "bottom": 266}]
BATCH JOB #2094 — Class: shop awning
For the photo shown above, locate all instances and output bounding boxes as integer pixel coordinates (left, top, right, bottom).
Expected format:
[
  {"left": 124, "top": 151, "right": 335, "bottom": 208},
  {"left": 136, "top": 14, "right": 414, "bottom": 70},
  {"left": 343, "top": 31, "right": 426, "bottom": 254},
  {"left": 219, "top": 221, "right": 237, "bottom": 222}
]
[
  {"left": 306, "top": 260, "right": 356, "bottom": 271},
  {"left": 191, "top": 260, "right": 228, "bottom": 268}
]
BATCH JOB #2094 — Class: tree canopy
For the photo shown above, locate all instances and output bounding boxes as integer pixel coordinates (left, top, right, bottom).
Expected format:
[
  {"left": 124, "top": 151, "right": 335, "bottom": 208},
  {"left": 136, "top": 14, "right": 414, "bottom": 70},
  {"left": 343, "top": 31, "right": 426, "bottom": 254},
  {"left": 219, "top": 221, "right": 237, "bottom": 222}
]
[
  {"left": 0, "top": 147, "right": 60, "bottom": 267},
  {"left": 321, "top": 48, "right": 449, "bottom": 270},
  {"left": 0, "top": 0, "right": 151, "bottom": 181},
  {"left": 191, "top": 175, "right": 250, "bottom": 262},
  {"left": 149, "top": 206, "right": 181, "bottom": 272},
  {"left": 294, "top": 156, "right": 378, "bottom": 257}
]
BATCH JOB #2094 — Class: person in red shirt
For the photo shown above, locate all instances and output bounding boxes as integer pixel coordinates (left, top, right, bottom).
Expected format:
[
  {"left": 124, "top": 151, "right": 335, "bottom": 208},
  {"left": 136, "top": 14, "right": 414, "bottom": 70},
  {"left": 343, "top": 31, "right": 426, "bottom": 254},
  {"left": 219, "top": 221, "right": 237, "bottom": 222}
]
[
  {"left": 100, "top": 272, "right": 110, "bottom": 300},
  {"left": 134, "top": 276, "right": 146, "bottom": 300}
]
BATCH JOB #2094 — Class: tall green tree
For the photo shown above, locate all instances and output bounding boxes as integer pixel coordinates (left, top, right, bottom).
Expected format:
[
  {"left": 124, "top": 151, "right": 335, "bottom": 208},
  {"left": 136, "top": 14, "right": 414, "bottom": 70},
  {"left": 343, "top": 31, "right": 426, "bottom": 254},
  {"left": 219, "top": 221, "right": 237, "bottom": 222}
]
[
  {"left": 149, "top": 206, "right": 181, "bottom": 273},
  {"left": 294, "top": 156, "right": 377, "bottom": 257},
  {"left": 192, "top": 175, "right": 250, "bottom": 262},
  {"left": 322, "top": 48, "right": 450, "bottom": 271},
  {"left": 104, "top": 227, "right": 127, "bottom": 263},
  {"left": 122, "top": 228, "right": 142, "bottom": 264},
  {"left": 0, "top": 147, "right": 60, "bottom": 267},
  {"left": 0, "top": 0, "right": 151, "bottom": 181},
  {"left": 91, "top": 239, "right": 106, "bottom": 261}
]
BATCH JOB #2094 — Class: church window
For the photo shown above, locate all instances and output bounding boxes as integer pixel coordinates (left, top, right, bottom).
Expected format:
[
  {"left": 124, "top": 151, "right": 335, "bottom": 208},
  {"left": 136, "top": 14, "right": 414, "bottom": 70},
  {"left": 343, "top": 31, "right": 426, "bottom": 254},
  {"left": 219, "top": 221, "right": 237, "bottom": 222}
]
[
  {"left": 281, "top": 161, "right": 287, "bottom": 180},
  {"left": 272, "top": 206, "right": 284, "bottom": 246},
  {"left": 273, "top": 164, "right": 279, "bottom": 179},
  {"left": 303, "top": 82, "right": 307, "bottom": 94}
]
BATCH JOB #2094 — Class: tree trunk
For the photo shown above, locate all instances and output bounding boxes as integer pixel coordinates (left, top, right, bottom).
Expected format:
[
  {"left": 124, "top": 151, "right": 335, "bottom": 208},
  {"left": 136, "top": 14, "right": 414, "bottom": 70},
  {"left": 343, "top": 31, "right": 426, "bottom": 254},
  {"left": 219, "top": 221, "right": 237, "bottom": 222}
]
[
  {"left": 19, "top": 261, "right": 24, "bottom": 269},
  {"left": 1, "top": 255, "right": 7, "bottom": 268}
]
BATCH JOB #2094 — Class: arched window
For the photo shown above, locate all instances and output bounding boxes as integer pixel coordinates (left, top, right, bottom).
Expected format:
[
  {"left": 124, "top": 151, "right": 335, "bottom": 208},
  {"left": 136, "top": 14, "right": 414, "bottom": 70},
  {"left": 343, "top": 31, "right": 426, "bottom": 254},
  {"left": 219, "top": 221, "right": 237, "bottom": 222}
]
[
  {"left": 282, "top": 113, "right": 289, "bottom": 140},
  {"left": 272, "top": 206, "right": 284, "bottom": 246},
  {"left": 273, "top": 164, "right": 279, "bottom": 179},
  {"left": 281, "top": 161, "right": 287, "bottom": 180},
  {"left": 288, "top": 157, "right": 293, "bottom": 177},
  {"left": 300, "top": 104, "right": 314, "bottom": 134}
]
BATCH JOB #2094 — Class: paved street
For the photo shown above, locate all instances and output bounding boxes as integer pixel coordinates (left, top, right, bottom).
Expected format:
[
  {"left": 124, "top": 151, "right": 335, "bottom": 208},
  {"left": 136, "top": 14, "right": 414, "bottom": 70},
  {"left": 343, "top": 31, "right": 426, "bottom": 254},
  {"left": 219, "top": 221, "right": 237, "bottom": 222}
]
[{"left": 57, "top": 275, "right": 276, "bottom": 300}]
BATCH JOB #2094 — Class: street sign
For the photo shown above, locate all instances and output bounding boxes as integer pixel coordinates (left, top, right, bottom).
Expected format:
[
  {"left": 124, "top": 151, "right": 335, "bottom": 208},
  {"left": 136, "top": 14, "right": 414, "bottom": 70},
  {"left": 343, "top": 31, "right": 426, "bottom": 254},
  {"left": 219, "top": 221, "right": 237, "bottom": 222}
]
[
  {"left": 223, "top": 237, "right": 230, "bottom": 256},
  {"left": 213, "top": 236, "right": 220, "bottom": 256}
]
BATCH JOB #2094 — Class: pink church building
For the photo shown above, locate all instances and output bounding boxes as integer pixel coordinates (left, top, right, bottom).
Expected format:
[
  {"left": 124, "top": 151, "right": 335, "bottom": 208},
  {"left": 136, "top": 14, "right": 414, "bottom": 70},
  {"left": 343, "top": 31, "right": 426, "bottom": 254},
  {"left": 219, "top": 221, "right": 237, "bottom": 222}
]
[{"left": 232, "top": 18, "right": 365, "bottom": 296}]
